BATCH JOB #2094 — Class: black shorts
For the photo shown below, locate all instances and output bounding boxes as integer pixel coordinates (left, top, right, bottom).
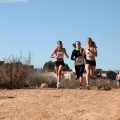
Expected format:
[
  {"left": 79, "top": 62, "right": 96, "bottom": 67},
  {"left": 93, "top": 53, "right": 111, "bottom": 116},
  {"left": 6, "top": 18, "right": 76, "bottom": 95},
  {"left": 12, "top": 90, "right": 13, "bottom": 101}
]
[
  {"left": 85, "top": 59, "right": 96, "bottom": 66},
  {"left": 118, "top": 80, "right": 120, "bottom": 83},
  {"left": 55, "top": 61, "right": 65, "bottom": 67}
]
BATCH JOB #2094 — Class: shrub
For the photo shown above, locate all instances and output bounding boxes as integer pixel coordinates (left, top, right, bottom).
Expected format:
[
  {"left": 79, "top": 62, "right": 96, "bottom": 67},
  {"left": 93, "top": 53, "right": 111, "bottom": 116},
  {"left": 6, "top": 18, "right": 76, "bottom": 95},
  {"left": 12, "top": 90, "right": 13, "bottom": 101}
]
[
  {"left": 96, "top": 79, "right": 116, "bottom": 91},
  {"left": 60, "top": 78, "right": 80, "bottom": 89},
  {"left": 104, "top": 85, "right": 111, "bottom": 91},
  {"left": 0, "top": 53, "right": 32, "bottom": 89},
  {"left": 29, "top": 71, "right": 57, "bottom": 88}
]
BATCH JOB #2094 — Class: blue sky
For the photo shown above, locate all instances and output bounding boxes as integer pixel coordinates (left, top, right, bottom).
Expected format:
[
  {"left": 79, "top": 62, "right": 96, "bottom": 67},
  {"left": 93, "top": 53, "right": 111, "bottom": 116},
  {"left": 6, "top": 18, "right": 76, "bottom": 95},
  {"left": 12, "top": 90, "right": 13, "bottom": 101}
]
[{"left": 0, "top": 0, "right": 120, "bottom": 70}]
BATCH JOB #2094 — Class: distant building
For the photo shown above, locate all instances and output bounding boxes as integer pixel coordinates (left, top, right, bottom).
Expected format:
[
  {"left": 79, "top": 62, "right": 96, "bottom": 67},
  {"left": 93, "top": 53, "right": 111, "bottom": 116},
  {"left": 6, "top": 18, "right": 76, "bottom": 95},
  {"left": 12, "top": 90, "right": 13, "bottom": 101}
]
[
  {"left": 64, "top": 71, "right": 75, "bottom": 80},
  {"left": 72, "top": 68, "right": 76, "bottom": 72},
  {"left": 64, "top": 68, "right": 86, "bottom": 80}
]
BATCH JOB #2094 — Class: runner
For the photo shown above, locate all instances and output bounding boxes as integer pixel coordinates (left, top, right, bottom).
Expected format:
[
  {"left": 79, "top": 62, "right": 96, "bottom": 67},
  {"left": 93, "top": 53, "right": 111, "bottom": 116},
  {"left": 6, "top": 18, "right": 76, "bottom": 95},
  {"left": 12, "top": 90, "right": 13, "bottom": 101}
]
[
  {"left": 50, "top": 40, "right": 69, "bottom": 88},
  {"left": 71, "top": 41, "right": 85, "bottom": 89},
  {"left": 116, "top": 71, "right": 120, "bottom": 89},
  {"left": 81, "top": 37, "right": 97, "bottom": 90}
]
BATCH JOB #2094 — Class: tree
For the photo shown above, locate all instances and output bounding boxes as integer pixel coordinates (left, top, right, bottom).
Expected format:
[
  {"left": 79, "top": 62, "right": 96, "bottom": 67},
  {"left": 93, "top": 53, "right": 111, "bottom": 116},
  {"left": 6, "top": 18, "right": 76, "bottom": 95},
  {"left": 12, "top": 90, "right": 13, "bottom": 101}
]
[
  {"left": 43, "top": 61, "right": 55, "bottom": 72},
  {"left": 95, "top": 69, "right": 102, "bottom": 75},
  {"left": 0, "top": 61, "right": 4, "bottom": 66},
  {"left": 63, "top": 63, "right": 70, "bottom": 71},
  {"left": 43, "top": 61, "right": 70, "bottom": 72}
]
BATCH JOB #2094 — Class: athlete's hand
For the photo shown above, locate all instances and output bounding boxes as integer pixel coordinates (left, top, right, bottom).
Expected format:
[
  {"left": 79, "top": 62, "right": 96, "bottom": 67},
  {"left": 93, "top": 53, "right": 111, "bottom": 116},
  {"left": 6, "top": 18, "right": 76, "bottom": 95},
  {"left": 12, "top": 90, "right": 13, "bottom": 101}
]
[
  {"left": 56, "top": 55, "right": 59, "bottom": 58},
  {"left": 80, "top": 49, "right": 82, "bottom": 54},
  {"left": 76, "top": 57, "right": 79, "bottom": 61},
  {"left": 66, "top": 55, "right": 69, "bottom": 58}
]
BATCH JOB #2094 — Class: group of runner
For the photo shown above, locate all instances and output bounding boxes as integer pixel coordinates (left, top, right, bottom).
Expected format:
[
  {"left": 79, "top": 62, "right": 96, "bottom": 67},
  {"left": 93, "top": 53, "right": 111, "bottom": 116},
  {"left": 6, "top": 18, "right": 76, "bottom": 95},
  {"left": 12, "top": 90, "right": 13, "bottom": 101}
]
[
  {"left": 71, "top": 38, "right": 97, "bottom": 90},
  {"left": 50, "top": 38, "right": 120, "bottom": 89}
]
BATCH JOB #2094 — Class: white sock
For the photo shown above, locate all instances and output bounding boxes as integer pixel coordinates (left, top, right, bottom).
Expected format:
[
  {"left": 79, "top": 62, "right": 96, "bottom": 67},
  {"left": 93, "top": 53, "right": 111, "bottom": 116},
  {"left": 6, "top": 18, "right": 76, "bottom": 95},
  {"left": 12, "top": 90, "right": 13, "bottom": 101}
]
[{"left": 57, "top": 82, "right": 60, "bottom": 84}]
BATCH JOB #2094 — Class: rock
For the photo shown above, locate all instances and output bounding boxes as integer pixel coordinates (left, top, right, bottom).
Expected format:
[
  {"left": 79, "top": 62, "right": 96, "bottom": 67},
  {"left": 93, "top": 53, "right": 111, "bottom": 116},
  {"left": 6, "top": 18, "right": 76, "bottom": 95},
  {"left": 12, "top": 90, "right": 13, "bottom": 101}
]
[{"left": 40, "top": 83, "right": 48, "bottom": 88}]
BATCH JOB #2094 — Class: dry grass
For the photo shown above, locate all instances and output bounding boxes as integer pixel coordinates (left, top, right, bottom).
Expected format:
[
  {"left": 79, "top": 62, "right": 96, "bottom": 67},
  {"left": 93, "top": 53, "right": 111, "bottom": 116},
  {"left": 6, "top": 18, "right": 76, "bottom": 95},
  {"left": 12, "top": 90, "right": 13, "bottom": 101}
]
[
  {"left": 29, "top": 71, "right": 57, "bottom": 88},
  {"left": 29, "top": 73, "right": 118, "bottom": 91},
  {"left": 0, "top": 54, "right": 117, "bottom": 91}
]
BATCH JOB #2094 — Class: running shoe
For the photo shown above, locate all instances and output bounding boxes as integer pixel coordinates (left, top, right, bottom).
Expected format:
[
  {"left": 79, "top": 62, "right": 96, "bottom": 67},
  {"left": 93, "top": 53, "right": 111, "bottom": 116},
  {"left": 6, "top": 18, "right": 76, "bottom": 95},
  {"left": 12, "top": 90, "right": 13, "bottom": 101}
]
[
  {"left": 74, "top": 75, "right": 78, "bottom": 80},
  {"left": 57, "top": 83, "right": 61, "bottom": 89},
  {"left": 86, "top": 85, "right": 90, "bottom": 90},
  {"left": 79, "top": 85, "right": 82, "bottom": 89}
]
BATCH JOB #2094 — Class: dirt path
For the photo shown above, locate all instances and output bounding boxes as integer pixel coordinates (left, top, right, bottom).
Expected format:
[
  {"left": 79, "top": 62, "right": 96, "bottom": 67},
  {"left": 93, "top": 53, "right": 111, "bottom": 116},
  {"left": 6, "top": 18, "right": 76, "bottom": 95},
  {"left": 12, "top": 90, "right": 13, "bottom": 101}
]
[{"left": 0, "top": 89, "right": 120, "bottom": 120}]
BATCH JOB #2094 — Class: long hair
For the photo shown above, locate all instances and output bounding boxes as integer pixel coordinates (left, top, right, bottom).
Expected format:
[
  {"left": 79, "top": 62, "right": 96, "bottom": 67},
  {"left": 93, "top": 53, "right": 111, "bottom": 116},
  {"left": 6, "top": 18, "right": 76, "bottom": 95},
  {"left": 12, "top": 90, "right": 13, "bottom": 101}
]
[
  {"left": 87, "top": 37, "right": 97, "bottom": 48},
  {"left": 72, "top": 41, "right": 81, "bottom": 48},
  {"left": 57, "top": 40, "right": 63, "bottom": 48},
  {"left": 118, "top": 71, "right": 120, "bottom": 74}
]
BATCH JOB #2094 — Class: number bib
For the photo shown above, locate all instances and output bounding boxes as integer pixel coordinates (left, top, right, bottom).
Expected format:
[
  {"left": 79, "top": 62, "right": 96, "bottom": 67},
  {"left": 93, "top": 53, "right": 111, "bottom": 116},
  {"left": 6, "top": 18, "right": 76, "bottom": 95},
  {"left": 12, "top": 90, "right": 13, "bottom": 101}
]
[
  {"left": 75, "top": 56, "right": 83, "bottom": 65},
  {"left": 86, "top": 50, "right": 92, "bottom": 57},
  {"left": 57, "top": 52, "right": 64, "bottom": 58}
]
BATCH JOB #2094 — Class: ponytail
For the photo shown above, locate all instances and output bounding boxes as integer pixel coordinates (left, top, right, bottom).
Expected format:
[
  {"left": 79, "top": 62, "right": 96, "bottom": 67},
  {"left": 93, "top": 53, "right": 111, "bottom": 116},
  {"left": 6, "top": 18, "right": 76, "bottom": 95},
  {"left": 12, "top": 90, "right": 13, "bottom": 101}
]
[
  {"left": 72, "top": 43, "right": 76, "bottom": 48},
  {"left": 72, "top": 41, "right": 81, "bottom": 48},
  {"left": 91, "top": 41, "right": 97, "bottom": 48}
]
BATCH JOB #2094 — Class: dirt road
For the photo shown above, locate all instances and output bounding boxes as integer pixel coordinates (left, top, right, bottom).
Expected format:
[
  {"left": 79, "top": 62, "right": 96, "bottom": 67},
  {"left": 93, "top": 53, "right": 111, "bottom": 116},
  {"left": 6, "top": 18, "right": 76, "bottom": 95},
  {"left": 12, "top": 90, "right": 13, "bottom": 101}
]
[{"left": 0, "top": 89, "right": 120, "bottom": 120}]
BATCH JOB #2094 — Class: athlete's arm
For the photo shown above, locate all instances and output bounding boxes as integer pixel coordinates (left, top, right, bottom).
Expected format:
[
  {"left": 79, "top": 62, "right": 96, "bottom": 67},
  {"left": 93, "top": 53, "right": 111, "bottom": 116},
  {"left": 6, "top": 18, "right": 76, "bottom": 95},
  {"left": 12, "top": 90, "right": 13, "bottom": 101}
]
[
  {"left": 50, "top": 49, "right": 58, "bottom": 58},
  {"left": 95, "top": 49, "right": 98, "bottom": 57},
  {"left": 71, "top": 50, "right": 75, "bottom": 60},
  {"left": 64, "top": 48, "right": 69, "bottom": 58},
  {"left": 116, "top": 75, "right": 118, "bottom": 80},
  {"left": 80, "top": 48, "right": 86, "bottom": 56},
  {"left": 92, "top": 48, "right": 97, "bottom": 57},
  {"left": 88, "top": 47, "right": 97, "bottom": 57}
]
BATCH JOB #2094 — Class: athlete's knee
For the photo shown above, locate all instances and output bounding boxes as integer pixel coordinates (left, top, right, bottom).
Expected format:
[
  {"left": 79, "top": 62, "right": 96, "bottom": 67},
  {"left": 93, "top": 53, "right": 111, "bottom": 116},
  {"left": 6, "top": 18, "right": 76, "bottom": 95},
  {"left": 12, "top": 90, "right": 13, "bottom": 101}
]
[
  {"left": 90, "top": 72, "right": 95, "bottom": 77},
  {"left": 79, "top": 73, "right": 83, "bottom": 77},
  {"left": 58, "top": 70, "right": 62, "bottom": 76},
  {"left": 86, "top": 70, "right": 90, "bottom": 75}
]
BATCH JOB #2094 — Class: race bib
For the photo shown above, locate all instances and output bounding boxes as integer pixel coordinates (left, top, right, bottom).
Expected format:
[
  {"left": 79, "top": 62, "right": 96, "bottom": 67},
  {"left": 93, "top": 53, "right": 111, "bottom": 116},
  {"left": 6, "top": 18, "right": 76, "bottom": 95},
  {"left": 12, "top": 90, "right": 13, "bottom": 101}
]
[
  {"left": 57, "top": 52, "right": 64, "bottom": 58},
  {"left": 75, "top": 56, "right": 83, "bottom": 65},
  {"left": 86, "top": 50, "right": 92, "bottom": 57}
]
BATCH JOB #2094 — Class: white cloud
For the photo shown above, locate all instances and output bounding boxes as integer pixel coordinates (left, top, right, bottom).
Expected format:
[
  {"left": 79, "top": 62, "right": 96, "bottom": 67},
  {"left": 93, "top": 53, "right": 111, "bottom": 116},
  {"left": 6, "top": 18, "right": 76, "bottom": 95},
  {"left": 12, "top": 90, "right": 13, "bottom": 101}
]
[{"left": 0, "top": 0, "right": 28, "bottom": 3}]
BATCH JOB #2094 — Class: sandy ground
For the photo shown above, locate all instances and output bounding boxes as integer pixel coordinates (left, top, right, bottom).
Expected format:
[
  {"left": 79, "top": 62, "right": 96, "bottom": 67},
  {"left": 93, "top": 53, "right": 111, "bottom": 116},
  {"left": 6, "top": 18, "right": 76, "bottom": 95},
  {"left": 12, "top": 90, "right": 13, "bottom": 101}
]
[{"left": 0, "top": 88, "right": 120, "bottom": 120}]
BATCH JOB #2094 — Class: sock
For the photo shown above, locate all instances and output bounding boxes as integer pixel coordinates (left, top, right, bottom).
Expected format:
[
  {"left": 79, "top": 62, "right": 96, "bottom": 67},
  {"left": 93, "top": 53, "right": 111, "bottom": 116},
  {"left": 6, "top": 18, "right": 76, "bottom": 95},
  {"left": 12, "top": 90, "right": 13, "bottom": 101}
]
[{"left": 57, "top": 82, "right": 60, "bottom": 84}]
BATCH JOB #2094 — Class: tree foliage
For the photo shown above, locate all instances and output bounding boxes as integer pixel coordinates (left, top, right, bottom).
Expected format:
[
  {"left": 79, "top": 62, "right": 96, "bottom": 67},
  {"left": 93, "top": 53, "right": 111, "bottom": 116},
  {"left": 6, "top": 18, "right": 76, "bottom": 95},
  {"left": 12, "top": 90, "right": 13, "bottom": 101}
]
[
  {"left": 95, "top": 69, "right": 102, "bottom": 75},
  {"left": 43, "top": 61, "right": 55, "bottom": 72}
]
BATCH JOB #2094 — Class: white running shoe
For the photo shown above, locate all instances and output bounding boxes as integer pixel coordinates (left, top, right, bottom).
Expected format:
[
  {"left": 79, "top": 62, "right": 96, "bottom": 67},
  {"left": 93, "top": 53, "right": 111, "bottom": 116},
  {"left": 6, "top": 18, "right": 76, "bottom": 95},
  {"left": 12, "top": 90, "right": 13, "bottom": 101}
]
[
  {"left": 79, "top": 85, "right": 82, "bottom": 90},
  {"left": 57, "top": 83, "right": 60, "bottom": 89},
  {"left": 86, "top": 85, "right": 90, "bottom": 90},
  {"left": 74, "top": 75, "right": 78, "bottom": 80}
]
